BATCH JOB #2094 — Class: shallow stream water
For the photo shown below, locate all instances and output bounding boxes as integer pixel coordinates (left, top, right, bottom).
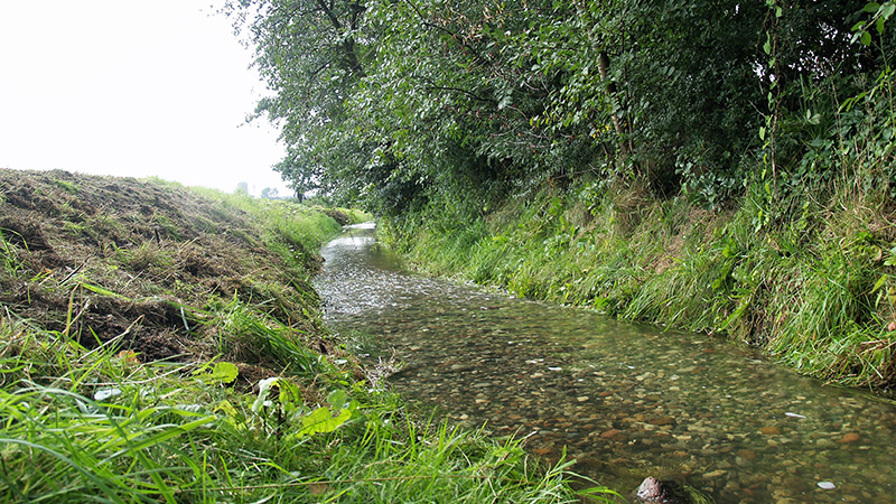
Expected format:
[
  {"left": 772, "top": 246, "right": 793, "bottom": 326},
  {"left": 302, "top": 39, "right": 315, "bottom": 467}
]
[{"left": 315, "top": 224, "right": 896, "bottom": 503}]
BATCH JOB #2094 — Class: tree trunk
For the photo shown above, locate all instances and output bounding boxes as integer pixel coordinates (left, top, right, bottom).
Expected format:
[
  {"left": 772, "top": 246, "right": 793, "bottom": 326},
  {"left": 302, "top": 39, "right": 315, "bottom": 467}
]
[{"left": 597, "top": 51, "right": 627, "bottom": 156}]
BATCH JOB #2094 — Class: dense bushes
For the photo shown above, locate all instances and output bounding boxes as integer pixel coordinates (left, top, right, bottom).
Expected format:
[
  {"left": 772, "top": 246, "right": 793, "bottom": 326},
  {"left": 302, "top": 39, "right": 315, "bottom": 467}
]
[{"left": 232, "top": 0, "right": 894, "bottom": 211}]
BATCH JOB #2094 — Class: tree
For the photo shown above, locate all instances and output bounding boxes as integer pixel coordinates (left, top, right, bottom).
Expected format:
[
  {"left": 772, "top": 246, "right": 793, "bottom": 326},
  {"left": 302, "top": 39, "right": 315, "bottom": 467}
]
[
  {"left": 231, "top": 0, "right": 895, "bottom": 214},
  {"left": 225, "top": 0, "right": 373, "bottom": 203}
]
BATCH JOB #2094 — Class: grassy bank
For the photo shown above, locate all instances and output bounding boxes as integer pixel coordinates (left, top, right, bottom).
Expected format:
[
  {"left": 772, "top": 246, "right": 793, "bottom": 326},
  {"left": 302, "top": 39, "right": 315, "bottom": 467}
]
[
  {"left": 383, "top": 175, "right": 896, "bottom": 394},
  {"left": 0, "top": 169, "right": 606, "bottom": 503}
]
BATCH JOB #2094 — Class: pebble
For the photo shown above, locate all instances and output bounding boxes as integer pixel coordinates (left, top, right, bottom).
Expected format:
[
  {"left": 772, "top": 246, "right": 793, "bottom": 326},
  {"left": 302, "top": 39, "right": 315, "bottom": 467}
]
[
  {"left": 817, "top": 481, "right": 836, "bottom": 490},
  {"left": 736, "top": 449, "right": 757, "bottom": 461}
]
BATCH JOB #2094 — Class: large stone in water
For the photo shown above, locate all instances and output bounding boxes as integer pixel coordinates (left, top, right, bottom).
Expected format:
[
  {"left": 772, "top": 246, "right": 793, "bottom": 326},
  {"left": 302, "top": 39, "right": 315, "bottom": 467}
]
[
  {"left": 633, "top": 476, "right": 716, "bottom": 504},
  {"left": 633, "top": 477, "right": 697, "bottom": 504}
]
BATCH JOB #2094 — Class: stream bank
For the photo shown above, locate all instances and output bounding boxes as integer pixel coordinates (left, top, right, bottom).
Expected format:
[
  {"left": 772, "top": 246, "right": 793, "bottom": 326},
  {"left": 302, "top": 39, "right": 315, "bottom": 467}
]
[
  {"left": 381, "top": 184, "right": 896, "bottom": 395},
  {"left": 0, "top": 170, "right": 582, "bottom": 503}
]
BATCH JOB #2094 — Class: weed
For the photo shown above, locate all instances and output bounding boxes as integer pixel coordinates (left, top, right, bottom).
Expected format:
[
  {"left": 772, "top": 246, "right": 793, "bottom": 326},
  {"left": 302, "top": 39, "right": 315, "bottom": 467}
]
[{"left": 51, "top": 178, "right": 79, "bottom": 194}]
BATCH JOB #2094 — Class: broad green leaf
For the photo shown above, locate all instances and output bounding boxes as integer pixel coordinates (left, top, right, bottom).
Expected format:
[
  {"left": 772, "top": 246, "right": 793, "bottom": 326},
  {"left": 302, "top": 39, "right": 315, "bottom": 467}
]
[
  {"left": 861, "top": 30, "right": 873, "bottom": 45},
  {"left": 278, "top": 380, "right": 305, "bottom": 416},
  {"left": 297, "top": 406, "right": 352, "bottom": 437},
  {"left": 864, "top": 2, "right": 882, "bottom": 13},
  {"left": 327, "top": 389, "right": 347, "bottom": 410},
  {"left": 194, "top": 361, "right": 240, "bottom": 385},
  {"left": 214, "top": 362, "right": 239, "bottom": 384},
  {"left": 883, "top": 3, "right": 896, "bottom": 18}
]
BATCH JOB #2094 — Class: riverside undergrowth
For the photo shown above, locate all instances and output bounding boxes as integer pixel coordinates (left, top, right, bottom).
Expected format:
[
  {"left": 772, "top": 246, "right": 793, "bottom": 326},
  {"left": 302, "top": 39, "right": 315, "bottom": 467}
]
[
  {"left": 383, "top": 171, "right": 896, "bottom": 394},
  {"left": 0, "top": 170, "right": 607, "bottom": 503}
]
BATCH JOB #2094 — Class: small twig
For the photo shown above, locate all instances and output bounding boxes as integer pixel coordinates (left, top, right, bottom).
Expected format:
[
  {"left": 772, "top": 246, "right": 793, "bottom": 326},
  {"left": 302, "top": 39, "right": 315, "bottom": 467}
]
[{"left": 59, "top": 260, "right": 88, "bottom": 285}]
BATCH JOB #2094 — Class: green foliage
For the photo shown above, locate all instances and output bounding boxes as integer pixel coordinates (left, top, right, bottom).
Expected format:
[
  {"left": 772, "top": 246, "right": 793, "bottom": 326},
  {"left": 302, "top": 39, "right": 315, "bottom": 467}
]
[
  {"left": 852, "top": 1, "right": 896, "bottom": 45},
  {"left": 0, "top": 321, "right": 591, "bottom": 503},
  {"left": 232, "top": 0, "right": 894, "bottom": 214},
  {"left": 224, "top": 0, "right": 373, "bottom": 204},
  {"left": 192, "top": 361, "right": 240, "bottom": 385}
]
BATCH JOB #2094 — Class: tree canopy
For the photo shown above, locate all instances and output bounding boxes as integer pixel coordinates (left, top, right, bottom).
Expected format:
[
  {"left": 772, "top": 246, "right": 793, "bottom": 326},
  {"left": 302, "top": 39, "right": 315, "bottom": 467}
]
[{"left": 227, "top": 0, "right": 895, "bottom": 214}]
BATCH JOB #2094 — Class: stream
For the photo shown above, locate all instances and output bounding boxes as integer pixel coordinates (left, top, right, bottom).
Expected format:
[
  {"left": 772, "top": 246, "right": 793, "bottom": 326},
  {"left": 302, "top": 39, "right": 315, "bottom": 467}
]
[{"left": 315, "top": 223, "right": 896, "bottom": 503}]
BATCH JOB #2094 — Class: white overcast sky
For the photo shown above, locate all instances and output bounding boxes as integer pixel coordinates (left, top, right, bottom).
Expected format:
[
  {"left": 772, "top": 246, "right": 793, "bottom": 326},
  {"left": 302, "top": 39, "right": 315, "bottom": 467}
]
[{"left": 0, "top": 1, "right": 292, "bottom": 196}]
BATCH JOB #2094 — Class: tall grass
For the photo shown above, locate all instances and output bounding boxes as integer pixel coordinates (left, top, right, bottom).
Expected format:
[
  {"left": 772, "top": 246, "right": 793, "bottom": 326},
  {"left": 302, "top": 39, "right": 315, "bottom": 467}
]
[{"left": 186, "top": 188, "right": 343, "bottom": 266}]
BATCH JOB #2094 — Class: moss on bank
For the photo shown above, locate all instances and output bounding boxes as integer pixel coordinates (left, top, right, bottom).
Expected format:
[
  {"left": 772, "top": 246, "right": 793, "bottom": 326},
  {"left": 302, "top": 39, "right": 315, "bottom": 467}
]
[
  {"left": 0, "top": 169, "right": 604, "bottom": 503},
  {"left": 384, "top": 177, "right": 896, "bottom": 394}
]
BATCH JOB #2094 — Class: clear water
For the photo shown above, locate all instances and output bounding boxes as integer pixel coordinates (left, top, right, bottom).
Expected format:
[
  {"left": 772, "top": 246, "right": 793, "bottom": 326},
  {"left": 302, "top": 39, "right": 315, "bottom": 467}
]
[{"left": 315, "top": 224, "right": 896, "bottom": 503}]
